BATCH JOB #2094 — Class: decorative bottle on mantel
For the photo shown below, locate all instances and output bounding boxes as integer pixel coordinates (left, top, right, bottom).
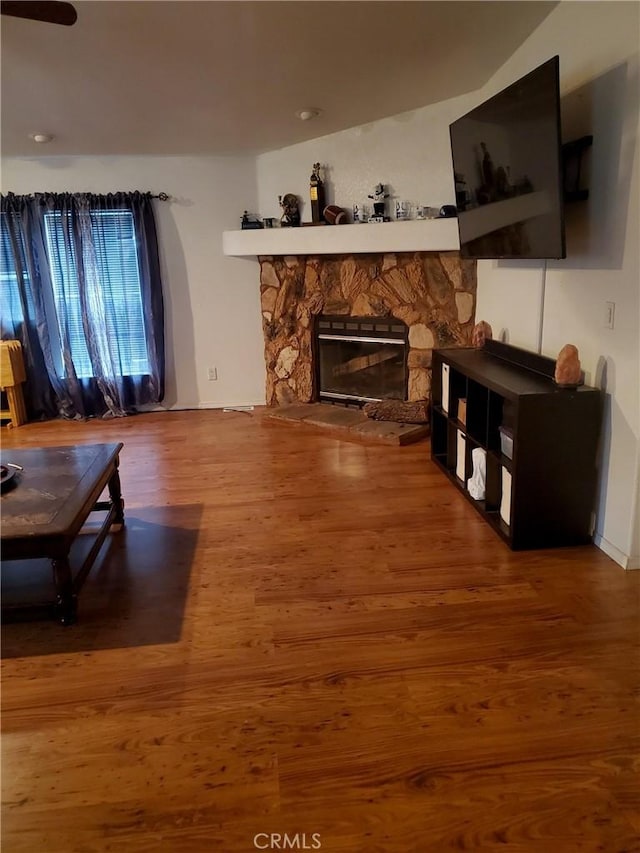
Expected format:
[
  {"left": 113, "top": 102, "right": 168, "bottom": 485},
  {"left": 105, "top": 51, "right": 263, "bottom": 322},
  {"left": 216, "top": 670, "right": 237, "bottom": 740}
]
[{"left": 310, "top": 163, "right": 326, "bottom": 224}]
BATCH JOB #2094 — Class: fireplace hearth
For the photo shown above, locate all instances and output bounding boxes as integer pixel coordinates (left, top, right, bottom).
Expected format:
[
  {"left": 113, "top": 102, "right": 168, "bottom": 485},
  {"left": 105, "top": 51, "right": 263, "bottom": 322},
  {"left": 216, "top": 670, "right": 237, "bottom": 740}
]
[{"left": 315, "top": 315, "right": 408, "bottom": 407}]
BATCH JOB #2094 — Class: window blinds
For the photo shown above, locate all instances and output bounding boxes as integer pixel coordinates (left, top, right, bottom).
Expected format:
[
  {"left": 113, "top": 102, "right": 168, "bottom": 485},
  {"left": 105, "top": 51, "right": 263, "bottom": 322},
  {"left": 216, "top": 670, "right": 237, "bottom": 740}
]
[{"left": 44, "top": 210, "right": 150, "bottom": 378}]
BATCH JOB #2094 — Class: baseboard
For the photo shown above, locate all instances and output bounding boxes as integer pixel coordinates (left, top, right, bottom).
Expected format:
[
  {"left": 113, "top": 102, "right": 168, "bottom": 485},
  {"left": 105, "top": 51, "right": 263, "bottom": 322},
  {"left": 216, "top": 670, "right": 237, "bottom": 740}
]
[
  {"left": 197, "top": 401, "right": 265, "bottom": 410},
  {"left": 593, "top": 533, "right": 638, "bottom": 570},
  {"left": 136, "top": 402, "right": 266, "bottom": 413},
  {"left": 136, "top": 404, "right": 168, "bottom": 413}
]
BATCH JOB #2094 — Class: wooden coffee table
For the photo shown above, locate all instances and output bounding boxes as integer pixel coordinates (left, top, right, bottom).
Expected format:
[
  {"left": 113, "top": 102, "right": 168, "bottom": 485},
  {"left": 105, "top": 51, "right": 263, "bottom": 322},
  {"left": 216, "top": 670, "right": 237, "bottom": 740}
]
[{"left": 1, "top": 443, "right": 124, "bottom": 625}]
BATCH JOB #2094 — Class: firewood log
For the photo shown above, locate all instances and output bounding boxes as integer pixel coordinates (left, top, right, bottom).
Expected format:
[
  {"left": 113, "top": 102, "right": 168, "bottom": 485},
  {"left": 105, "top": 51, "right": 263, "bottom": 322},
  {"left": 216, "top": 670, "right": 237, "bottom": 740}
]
[{"left": 363, "top": 399, "right": 430, "bottom": 423}]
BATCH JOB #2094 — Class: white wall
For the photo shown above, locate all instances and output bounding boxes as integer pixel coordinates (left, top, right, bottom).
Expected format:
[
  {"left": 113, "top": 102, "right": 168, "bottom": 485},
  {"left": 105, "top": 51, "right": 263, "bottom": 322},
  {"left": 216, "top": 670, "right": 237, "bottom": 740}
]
[
  {"left": 256, "top": 91, "right": 477, "bottom": 223},
  {"left": 255, "top": 1, "right": 640, "bottom": 568},
  {"left": 0, "top": 156, "right": 266, "bottom": 410},
  {"left": 474, "top": 1, "right": 640, "bottom": 569}
]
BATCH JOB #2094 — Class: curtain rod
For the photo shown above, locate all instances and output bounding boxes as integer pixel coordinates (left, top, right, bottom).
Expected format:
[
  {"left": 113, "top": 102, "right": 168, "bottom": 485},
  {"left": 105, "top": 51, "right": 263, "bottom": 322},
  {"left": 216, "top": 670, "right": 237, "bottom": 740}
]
[{"left": 2, "top": 191, "right": 170, "bottom": 201}]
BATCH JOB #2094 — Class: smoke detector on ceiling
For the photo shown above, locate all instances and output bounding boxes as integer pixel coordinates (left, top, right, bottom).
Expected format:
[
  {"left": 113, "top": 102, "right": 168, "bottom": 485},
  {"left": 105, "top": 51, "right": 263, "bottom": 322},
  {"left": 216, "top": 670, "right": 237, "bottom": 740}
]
[
  {"left": 29, "top": 132, "right": 54, "bottom": 144},
  {"left": 295, "top": 109, "right": 321, "bottom": 121}
]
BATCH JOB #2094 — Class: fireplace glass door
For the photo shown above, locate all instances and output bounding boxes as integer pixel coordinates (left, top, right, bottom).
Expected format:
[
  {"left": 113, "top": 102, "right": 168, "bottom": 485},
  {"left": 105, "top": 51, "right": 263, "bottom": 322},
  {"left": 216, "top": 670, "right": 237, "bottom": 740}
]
[{"left": 316, "top": 316, "right": 408, "bottom": 406}]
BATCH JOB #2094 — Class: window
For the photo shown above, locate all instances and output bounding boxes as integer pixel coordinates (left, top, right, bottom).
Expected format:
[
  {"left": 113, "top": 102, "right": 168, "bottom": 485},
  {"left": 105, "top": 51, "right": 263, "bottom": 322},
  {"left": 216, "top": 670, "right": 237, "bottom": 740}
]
[
  {"left": 0, "top": 214, "right": 31, "bottom": 335},
  {"left": 1, "top": 192, "right": 163, "bottom": 417},
  {"left": 43, "top": 209, "right": 150, "bottom": 378}
]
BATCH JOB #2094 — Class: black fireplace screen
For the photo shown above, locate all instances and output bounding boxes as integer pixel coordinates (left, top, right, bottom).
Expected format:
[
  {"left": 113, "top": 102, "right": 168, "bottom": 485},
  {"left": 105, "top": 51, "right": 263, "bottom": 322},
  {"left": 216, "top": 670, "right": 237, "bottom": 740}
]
[{"left": 315, "top": 316, "right": 408, "bottom": 406}]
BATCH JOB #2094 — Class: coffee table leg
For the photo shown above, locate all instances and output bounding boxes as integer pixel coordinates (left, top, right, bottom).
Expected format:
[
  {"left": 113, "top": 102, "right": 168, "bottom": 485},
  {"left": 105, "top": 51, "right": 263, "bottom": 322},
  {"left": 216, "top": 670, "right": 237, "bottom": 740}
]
[
  {"left": 52, "top": 558, "right": 77, "bottom": 626},
  {"left": 108, "top": 462, "right": 125, "bottom": 530}
]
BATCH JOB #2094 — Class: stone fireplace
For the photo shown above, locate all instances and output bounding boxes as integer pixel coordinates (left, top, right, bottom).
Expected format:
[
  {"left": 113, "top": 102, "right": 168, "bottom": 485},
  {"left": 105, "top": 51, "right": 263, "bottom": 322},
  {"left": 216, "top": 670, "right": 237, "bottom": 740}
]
[{"left": 259, "top": 251, "right": 477, "bottom": 407}]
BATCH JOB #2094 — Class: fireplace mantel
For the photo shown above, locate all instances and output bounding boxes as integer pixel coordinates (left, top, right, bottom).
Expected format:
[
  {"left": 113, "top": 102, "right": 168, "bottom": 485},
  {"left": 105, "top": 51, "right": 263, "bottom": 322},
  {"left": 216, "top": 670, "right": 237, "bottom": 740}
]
[{"left": 223, "top": 218, "right": 460, "bottom": 257}]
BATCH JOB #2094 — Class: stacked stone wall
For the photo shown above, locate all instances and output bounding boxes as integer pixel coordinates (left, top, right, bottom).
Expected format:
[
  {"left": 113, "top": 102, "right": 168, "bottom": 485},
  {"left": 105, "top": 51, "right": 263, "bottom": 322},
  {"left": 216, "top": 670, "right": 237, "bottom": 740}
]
[{"left": 259, "top": 252, "right": 477, "bottom": 406}]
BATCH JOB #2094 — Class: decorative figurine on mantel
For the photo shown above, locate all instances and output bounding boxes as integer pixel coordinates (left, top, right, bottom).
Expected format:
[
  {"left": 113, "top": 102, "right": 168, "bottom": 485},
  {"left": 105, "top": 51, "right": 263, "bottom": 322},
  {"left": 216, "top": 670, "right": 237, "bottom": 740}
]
[
  {"left": 323, "top": 205, "right": 347, "bottom": 225},
  {"left": 240, "top": 210, "right": 263, "bottom": 230},
  {"left": 368, "top": 183, "right": 389, "bottom": 222},
  {"left": 309, "top": 163, "right": 326, "bottom": 223},
  {"left": 279, "top": 193, "right": 301, "bottom": 227}
]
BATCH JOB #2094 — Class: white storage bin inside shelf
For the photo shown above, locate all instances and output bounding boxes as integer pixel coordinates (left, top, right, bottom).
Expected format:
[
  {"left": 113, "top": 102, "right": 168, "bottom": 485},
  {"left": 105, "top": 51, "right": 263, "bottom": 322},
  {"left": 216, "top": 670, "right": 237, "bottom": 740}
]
[
  {"left": 499, "top": 425, "right": 514, "bottom": 459},
  {"left": 500, "top": 467, "right": 512, "bottom": 526},
  {"left": 456, "top": 430, "right": 466, "bottom": 481}
]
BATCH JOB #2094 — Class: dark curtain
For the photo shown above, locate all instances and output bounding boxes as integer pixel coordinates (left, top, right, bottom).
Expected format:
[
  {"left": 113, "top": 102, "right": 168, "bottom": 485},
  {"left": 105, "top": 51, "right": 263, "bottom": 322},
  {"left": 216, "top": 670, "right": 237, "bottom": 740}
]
[{"left": 0, "top": 192, "right": 164, "bottom": 419}]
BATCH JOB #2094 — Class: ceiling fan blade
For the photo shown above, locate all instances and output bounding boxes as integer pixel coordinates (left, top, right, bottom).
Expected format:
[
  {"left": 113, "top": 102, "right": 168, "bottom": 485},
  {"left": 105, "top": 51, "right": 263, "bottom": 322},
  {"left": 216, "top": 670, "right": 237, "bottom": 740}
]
[{"left": 1, "top": 1, "right": 77, "bottom": 26}]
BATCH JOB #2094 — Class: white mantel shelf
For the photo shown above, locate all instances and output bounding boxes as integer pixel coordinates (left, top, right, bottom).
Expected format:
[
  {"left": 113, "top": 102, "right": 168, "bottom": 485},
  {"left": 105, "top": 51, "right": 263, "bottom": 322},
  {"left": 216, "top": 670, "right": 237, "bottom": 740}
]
[{"left": 222, "top": 218, "right": 460, "bottom": 257}]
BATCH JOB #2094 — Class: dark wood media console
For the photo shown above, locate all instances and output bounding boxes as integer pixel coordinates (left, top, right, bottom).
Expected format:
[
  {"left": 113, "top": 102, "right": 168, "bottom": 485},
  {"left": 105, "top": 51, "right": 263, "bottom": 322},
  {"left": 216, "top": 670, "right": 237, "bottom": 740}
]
[{"left": 431, "top": 340, "right": 603, "bottom": 550}]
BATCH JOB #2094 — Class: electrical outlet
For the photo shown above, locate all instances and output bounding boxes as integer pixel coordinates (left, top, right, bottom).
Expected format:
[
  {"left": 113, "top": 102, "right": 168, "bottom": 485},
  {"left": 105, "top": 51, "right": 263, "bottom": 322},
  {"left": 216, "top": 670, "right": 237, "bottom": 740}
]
[
  {"left": 207, "top": 366, "right": 218, "bottom": 381},
  {"left": 605, "top": 301, "right": 615, "bottom": 329}
]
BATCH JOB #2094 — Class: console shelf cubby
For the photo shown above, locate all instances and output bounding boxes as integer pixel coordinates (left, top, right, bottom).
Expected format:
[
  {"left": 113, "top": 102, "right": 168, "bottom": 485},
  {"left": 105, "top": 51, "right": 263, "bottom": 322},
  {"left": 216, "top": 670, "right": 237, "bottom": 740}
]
[{"left": 431, "top": 340, "right": 603, "bottom": 550}]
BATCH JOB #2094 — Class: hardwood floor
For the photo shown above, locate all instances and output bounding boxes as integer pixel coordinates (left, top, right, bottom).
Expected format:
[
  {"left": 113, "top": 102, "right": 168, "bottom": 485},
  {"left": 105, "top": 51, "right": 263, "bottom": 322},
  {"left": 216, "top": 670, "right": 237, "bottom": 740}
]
[{"left": 1, "top": 409, "right": 638, "bottom": 852}]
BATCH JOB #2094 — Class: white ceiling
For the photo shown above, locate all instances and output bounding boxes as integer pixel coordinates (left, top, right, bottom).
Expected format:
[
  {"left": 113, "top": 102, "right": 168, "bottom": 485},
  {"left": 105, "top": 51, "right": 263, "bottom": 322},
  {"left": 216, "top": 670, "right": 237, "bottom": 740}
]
[{"left": 1, "top": 1, "right": 558, "bottom": 157}]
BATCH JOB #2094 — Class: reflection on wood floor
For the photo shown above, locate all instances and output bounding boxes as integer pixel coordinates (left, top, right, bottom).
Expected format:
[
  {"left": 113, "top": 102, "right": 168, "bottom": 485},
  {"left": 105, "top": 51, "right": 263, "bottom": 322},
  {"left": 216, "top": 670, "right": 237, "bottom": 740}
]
[{"left": 1, "top": 409, "right": 639, "bottom": 852}]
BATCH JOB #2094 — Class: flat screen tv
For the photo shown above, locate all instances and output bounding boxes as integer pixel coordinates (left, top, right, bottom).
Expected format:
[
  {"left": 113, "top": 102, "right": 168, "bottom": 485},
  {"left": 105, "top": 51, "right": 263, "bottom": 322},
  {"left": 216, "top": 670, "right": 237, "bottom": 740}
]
[{"left": 449, "top": 56, "right": 565, "bottom": 259}]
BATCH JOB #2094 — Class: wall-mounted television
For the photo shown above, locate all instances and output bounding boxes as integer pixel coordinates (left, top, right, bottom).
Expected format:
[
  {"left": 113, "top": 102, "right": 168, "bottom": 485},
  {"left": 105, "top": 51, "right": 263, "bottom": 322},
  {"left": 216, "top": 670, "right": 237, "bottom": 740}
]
[{"left": 449, "top": 56, "right": 565, "bottom": 260}]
